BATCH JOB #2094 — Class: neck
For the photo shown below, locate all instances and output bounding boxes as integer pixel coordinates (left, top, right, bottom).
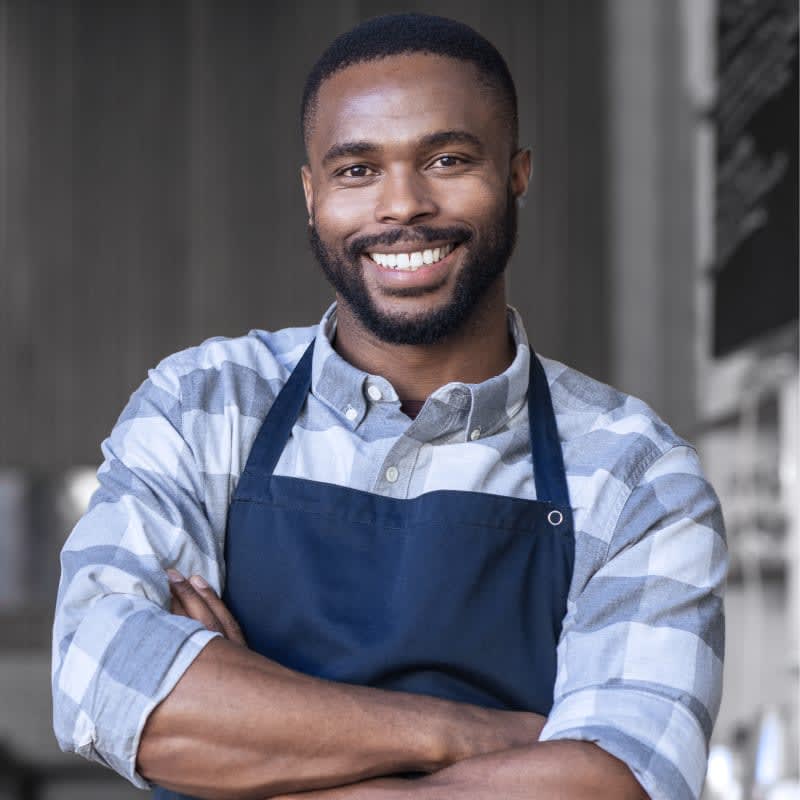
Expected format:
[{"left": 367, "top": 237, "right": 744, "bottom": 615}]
[{"left": 331, "top": 284, "right": 515, "bottom": 406}]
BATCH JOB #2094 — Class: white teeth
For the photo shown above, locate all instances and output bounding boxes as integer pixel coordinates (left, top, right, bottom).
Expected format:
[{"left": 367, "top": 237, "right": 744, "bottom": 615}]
[{"left": 369, "top": 243, "right": 455, "bottom": 271}]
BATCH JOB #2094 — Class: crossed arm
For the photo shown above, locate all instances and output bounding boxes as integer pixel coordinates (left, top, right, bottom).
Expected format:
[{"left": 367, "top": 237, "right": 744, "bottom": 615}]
[{"left": 136, "top": 571, "right": 647, "bottom": 800}]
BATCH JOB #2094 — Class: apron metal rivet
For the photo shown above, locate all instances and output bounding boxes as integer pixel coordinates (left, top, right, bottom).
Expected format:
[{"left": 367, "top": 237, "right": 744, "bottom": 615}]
[{"left": 547, "top": 509, "right": 564, "bottom": 526}]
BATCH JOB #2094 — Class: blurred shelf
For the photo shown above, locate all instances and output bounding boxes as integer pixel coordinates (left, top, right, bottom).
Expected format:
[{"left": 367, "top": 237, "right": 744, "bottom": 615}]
[{"left": 726, "top": 558, "right": 787, "bottom": 585}]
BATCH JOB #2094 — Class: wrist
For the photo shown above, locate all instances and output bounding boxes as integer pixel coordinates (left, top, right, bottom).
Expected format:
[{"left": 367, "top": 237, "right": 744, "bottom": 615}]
[
  {"left": 389, "top": 694, "right": 480, "bottom": 773},
  {"left": 429, "top": 702, "right": 493, "bottom": 768},
  {"left": 403, "top": 700, "right": 457, "bottom": 773}
]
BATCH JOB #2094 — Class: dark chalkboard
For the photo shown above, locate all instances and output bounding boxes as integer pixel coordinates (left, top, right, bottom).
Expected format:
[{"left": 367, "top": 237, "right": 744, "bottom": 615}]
[{"left": 714, "top": 0, "right": 799, "bottom": 356}]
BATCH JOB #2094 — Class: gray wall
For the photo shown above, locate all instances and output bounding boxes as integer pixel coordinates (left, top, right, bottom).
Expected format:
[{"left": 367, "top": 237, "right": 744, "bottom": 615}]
[{"left": 0, "top": 0, "right": 616, "bottom": 469}]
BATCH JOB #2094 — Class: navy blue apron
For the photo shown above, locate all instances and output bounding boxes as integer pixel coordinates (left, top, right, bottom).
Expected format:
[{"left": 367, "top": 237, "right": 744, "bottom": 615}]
[{"left": 153, "top": 343, "right": 574, "bottom": 799}]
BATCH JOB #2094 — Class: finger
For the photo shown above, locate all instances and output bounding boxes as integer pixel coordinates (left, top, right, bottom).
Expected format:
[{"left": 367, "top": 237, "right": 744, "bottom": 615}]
[
  {"left": 170, "top": 595, "right": 188, "bottom": 617},
  {"left": 188, "top": 575, "right": 247, "bottom": 646},
  {"left": 166, "top": 569, "right": 227, "bottom": 636}
]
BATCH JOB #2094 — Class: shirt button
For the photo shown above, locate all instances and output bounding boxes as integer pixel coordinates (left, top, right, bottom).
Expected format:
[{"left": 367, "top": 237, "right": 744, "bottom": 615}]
[
  {"left": 345, "top": 406, "right": 358, "bottom": 422},
  {"left": 470, "top": 427, "right": 481, "bottom": 441},
  {"left": 385, "top": 465, "right": 399, "bottom": 483},
  {"left": 367, "top": 385, "right": 383, "bottom": 402}
]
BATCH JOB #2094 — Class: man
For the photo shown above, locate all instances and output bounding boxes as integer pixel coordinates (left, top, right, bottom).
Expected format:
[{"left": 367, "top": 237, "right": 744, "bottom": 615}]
[{"left": 52, "top": 13, "right": 726, "bottom": 800}]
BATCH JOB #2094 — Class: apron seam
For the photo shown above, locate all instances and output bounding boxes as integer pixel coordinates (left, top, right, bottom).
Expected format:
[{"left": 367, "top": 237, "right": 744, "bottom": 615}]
[{"left": 231, "top": 495, "right": 567, "bottom": 534}]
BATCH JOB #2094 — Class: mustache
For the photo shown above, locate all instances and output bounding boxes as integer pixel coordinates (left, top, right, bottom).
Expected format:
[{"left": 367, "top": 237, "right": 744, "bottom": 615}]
[{"left": 346, "top": 225, "right": 471, "bottom": 258}]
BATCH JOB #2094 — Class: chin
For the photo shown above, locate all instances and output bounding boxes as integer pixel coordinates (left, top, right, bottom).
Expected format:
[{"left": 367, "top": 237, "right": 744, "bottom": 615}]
[{"left": 349, "top": 295, "right": 481, "bottom": 346}]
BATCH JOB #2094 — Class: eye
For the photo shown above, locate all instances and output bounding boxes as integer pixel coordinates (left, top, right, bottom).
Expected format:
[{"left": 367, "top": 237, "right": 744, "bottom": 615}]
[
  {"left": 430, "top": 154, "right": 466, "bottom": 169},
  {"left": 337, "top": 164, "right": 375, "bottom": 179}
]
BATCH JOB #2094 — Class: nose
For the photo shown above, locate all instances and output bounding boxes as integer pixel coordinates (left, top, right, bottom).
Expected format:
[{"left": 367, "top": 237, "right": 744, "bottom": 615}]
[{"left": 375, "top": 168, "right": 437, "bottom": 225}]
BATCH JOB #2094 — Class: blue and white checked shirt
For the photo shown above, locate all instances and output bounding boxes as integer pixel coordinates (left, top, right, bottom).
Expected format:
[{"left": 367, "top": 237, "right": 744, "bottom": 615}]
[{"left": 52, "top": 304, "right": 727, "bottom": 800}]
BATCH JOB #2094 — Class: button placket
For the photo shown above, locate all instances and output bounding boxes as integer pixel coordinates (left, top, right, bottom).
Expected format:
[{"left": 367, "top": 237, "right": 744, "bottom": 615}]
[{"left": 374, "top": 435, "right": 419, "bottom": 497}]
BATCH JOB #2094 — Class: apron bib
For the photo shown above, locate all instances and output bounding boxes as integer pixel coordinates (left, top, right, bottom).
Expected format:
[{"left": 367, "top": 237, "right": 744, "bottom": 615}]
[{"left": 153, "top": 343, "right": 574, "bottom": 799}]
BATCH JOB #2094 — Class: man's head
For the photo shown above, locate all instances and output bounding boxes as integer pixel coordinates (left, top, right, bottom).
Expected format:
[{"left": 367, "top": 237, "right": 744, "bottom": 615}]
[{"left": 300, "top": 14, "right": 531, "bottom": 346}]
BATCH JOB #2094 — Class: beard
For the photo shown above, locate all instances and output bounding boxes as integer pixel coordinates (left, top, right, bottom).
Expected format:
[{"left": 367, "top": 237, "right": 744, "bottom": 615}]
[{"left": 308, "top": 189, "right": 517, "bottom": 346}]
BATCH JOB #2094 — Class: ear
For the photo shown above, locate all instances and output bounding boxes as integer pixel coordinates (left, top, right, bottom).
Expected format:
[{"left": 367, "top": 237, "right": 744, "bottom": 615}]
[
  {"left": 301, "top": 164, "right": 314, "bottom": 221},
  {"left": 510, "top": 147, "right": 532, "bottom": 200}
]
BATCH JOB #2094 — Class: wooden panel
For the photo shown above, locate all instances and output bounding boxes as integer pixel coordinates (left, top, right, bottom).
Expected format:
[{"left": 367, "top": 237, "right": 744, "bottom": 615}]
[
  {"left": 521, "top": 0, "right": 570, "bottom": 361},
  {"left": 184, "top": 0, "right": 356, "bottom": 344},
  {"left": 0, "top": 0, "right": 38, "bottom": 467},
  {"left": 565, "top": 0, "right": 611, "bottom": 376},
  {"left": 68, "top": 0, "right": 190, "bottom": 466},
  {"left": 26, "top": 4, "right": 78, "bottom": 468},
  {"left": 1, "top": 1, "right": 192, "bottom": 468}
]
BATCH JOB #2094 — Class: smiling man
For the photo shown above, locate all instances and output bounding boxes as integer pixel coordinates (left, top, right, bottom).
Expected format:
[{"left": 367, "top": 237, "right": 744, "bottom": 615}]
[{"left": 52, "top": 13, "right": 726, "bottom": 800}]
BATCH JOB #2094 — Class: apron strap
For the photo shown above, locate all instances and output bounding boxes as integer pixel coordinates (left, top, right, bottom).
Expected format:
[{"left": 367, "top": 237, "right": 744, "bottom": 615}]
[
  {"left": 243, "top": 340, "right": 315, "bottom": 479},
  {"left": 528, "top": 349, "right": 573, "bottom": 524},
  {"left": 241, "top": 339, "right": 573, "bottom": 527}
]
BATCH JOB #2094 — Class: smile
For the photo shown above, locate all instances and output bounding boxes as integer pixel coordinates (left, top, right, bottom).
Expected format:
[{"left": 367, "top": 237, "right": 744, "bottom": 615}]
[{"left": 368, "top": 243, "right": 455, "bottom": 271}]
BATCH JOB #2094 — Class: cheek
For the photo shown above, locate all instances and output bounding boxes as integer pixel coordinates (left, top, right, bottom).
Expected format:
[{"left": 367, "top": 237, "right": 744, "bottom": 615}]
[
  {"left": 314, "top": 187, "right": 375, "bottom": 236},
  {"left": 436, "top": 177, "right": 505, "bottom": 224}
]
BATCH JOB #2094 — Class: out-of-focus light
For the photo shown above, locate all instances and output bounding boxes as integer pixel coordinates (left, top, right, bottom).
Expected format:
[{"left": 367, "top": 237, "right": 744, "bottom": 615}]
[
  {"left": 754, "top": 708, "right": 788, "bottom": 790},
  {"left": 766, "top": 782, "right": 800, "bottom": 800},
  {"left": 706, "top": 744, "right": 742, "bottom": 800},
  {"left": 59, "top": 467, "right": 100, "bottom": 529}
]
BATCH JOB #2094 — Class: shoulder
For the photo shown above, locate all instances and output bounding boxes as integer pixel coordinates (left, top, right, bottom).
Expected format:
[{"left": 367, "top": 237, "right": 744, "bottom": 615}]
[
  {"left": 537, "top": 356, "right": 710, "bottom": 559},
  {"left": 145, "top": 323, "right": 318, "bottom": 415},
  {"left": 539, "top": 354, "right": 689, "bottom": 483}
]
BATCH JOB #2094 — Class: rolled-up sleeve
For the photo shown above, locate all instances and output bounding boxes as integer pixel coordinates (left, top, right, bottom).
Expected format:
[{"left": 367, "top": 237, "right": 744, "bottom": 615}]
[
  {"left": 540, "top": 445, "right": 727, "bottom": 800},
  {"left": 52, "top": 362, "right": 223, "bottom": 787}
]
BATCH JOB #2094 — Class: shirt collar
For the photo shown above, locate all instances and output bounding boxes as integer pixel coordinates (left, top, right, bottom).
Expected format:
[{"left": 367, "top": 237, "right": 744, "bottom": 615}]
[{"left": 310, "top": 302, "right": 530, "bottom": 439}]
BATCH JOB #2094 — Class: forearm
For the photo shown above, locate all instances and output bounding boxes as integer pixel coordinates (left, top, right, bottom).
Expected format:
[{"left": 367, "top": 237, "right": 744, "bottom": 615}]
[
  {"left": 137, "top": 637, "right": 544, "bottom": 800},
  {"left": 272, "top": 742, "right": 647, "bottom": 800}
]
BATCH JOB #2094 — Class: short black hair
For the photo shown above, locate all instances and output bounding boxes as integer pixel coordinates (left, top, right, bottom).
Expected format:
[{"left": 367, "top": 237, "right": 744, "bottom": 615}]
[{"left": 301, "top": 13, "right": 518, "bottom": 151}]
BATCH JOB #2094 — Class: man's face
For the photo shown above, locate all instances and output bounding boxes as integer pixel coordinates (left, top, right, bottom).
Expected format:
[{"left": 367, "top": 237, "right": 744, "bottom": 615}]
[{"left": 302, "top": 54, "right": 530, "bottom": 345}]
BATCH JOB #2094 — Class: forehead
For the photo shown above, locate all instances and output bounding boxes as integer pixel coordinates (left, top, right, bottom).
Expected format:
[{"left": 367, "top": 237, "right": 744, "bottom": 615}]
[{"left": 308, "top": 53, "right": 503, "bottom": 156}]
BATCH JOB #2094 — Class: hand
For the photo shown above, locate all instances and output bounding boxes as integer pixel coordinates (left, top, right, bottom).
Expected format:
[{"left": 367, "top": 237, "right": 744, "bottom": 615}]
[{"left": 167, "top": 569, "right": 247, "bottom": 646}]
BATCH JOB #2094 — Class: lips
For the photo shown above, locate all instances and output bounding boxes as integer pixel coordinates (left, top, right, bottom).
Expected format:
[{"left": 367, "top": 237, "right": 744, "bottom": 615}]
[{"left": 359, "top": 241, "right": 462, "bottom": 294}]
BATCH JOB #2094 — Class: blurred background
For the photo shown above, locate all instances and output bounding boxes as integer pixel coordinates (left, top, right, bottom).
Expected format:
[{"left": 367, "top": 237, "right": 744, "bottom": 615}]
[{"left": 0, "top": 0, "right": 797, "bottom": 798}]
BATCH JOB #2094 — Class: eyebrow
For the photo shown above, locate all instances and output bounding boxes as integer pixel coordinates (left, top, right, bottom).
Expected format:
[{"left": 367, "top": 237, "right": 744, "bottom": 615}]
[
  {"left": 419, "top": 130, "right": 484, "bottom": 151},
  {"left": 321, "top": 129, "right": 485, "bottom": 168},
  {"left": 322, "top": 140, "right": 379, "bottom": 168}
]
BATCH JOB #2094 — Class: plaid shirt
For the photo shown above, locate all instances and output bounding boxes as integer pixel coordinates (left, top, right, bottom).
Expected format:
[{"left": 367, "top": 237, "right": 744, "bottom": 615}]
[{"left": 52, "top": 304, "right": 727, "bottom": 800}]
